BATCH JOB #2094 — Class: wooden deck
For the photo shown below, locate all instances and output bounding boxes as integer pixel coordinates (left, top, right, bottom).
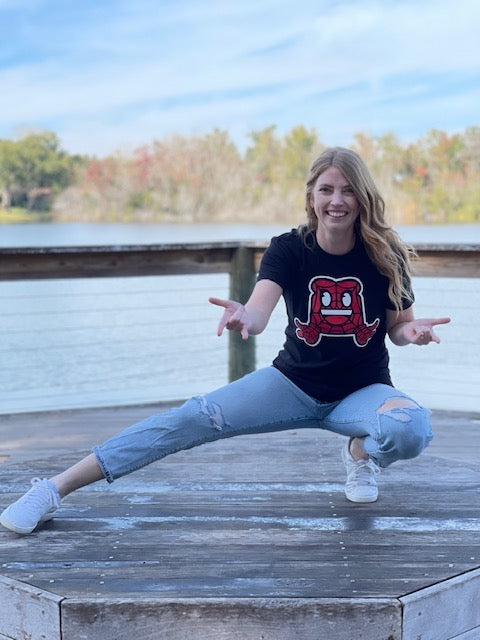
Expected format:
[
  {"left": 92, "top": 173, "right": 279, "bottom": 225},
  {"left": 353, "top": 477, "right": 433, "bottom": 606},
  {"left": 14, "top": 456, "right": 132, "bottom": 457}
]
[{"left": 0, "top": 403, "right": 479, "bottom": 640}]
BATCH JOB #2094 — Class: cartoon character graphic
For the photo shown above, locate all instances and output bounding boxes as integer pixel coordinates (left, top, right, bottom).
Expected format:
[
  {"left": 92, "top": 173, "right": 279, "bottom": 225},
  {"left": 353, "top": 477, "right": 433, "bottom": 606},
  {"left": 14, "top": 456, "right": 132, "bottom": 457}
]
[{"left": 294, "top": 276, "right": 379, "bottom": 347}]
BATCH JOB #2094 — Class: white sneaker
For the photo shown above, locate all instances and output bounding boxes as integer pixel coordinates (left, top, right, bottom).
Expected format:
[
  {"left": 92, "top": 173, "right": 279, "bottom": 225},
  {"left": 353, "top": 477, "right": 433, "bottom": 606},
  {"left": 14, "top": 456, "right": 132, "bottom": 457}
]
[
  {"left": 342, "top": 441, "right": 380, "bottom": 503},
  {"left": 0, "top": 478, "right": 61, "bottom": 534}
]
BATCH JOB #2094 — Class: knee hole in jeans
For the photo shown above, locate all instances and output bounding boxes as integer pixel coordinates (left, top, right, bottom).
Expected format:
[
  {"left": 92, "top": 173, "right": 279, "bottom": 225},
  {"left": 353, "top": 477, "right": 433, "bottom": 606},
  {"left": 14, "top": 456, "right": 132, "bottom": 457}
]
[
  {"left": 196, "top": 395, "right": 227, "bottom": 432},
  {"left": 377, "top": 397, "right": 419, "bottom": 423}
]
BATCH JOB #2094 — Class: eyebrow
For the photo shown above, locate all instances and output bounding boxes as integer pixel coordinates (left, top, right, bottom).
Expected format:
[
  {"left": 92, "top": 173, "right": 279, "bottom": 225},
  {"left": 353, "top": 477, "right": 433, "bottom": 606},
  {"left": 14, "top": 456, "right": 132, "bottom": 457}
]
[{"left": 317, "top": 182, "right": 352, "bottom": 188}]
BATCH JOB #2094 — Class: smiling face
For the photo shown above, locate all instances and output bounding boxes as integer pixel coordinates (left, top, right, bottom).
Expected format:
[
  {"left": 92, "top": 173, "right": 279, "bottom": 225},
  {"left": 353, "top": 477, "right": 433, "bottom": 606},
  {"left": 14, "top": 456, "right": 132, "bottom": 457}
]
[{"left": 309, "top": 166, "right": 360, "bottom": 251}]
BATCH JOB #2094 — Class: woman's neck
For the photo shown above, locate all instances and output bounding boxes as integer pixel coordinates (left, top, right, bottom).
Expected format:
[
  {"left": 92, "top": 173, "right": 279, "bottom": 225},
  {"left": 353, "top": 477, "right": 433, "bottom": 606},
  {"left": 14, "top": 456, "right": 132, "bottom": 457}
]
[{"left": 315, "top": 229, "right": 356, "bottom": 255}]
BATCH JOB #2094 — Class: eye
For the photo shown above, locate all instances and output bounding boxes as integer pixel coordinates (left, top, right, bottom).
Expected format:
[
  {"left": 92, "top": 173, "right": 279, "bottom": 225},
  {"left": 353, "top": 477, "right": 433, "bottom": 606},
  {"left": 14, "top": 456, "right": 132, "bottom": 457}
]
[
  {"left": 342, "top": 292, "right": 352, "bottom": 307},
  {"left": 321, "top": 291, "right": 331, "bottom": 306}
]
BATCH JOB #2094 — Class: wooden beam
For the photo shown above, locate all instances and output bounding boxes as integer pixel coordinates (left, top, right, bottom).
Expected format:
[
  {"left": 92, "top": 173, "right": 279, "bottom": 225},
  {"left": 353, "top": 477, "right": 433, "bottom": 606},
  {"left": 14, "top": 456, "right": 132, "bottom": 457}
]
[
  {"left": 60, "top": 598, "right": 402, "bottom": 640},
  {"left": 0, "top": 575, "right": 62, "bottom": 640},
  {"left": 229, "top": 246, "right": 257, "bottom": 381},
  {"left": 0, "top": 242, "right": 478, "bottom": 281},
  {"left": 0, "top": 243, "right": 240, "bottom": 280},
  {"left": 412, "top": 244, "right": 480, "bottom": 278}
]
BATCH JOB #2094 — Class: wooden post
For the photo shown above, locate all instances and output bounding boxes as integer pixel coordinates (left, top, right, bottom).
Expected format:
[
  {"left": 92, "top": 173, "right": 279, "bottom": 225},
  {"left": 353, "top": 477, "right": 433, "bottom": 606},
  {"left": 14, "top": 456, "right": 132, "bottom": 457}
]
[{"left": 228, "top": 246, "right": 257, "bottom": 381}]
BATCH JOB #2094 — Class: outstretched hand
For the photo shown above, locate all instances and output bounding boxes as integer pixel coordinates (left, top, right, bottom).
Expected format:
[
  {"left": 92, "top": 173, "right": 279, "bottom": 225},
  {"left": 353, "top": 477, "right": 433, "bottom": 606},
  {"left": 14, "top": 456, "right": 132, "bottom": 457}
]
[
  {"left": 209, "top": 297, "right": 251, "bottom": 340},
  {"left": 403, "top": 317, "right": 451, "bottom": 345}
]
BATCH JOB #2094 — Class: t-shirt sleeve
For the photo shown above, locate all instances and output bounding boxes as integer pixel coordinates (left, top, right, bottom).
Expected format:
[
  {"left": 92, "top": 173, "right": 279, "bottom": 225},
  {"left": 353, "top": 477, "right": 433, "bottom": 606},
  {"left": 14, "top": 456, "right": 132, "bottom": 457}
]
[{"left": 257, "top": 235, "right": 294, "bottom": 290}]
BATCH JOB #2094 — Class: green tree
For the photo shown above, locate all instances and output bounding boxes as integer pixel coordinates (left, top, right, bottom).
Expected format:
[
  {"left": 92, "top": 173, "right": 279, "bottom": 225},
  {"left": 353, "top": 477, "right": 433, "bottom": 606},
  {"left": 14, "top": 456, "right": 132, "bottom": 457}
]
[
  {"left": 281, "top": 125, "right": 320, "bottom": 183},
  {"left": 0, "top": 131, "right": 82, "bottom": 211},
  {"left": 244, "top": 126, "right": 322, "bottom": 223},
  {"left": 245, "top": 126, "right": 282, "bottom": 188},
  {"left": 0, "top": 139, "right": 18, "bottom": 208}
]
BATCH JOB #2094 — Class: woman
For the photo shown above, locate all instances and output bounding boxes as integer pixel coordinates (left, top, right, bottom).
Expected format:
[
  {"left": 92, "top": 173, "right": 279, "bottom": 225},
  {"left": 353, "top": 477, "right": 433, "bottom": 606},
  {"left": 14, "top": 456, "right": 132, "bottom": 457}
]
[{"left": 0, "top": 147, "right": 450, "bottom": 534}]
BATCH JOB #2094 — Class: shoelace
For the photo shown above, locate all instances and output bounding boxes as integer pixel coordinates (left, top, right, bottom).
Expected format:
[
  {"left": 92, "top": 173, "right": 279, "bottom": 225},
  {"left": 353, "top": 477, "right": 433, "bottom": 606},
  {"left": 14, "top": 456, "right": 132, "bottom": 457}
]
[
  {"left": 22, "top": 478, "right": 56, "bottom": 509},
  {"left": 349, "top": 459, "right": 380, "bottom": 485}
]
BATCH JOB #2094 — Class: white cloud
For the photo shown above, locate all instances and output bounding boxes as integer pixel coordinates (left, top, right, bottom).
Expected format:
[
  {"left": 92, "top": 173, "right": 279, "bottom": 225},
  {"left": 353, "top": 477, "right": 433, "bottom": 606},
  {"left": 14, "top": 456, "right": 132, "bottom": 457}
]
[{"left": 0, "top": 0, "right": 479, "bottom": 155}]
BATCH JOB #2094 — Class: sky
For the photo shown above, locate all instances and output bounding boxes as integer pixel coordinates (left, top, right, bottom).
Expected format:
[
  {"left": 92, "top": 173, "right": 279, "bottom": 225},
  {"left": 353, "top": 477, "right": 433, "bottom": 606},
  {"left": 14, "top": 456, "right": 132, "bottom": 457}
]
[{"left": 0, "top": 0, "right": 479, "bottom": 157}]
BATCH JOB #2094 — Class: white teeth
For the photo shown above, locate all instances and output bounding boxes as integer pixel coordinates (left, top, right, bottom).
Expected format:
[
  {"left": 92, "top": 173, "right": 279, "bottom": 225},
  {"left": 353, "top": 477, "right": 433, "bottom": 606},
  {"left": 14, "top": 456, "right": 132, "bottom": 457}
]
[{"left": 327, "top": 211, "right": 347, "bottom": 217}]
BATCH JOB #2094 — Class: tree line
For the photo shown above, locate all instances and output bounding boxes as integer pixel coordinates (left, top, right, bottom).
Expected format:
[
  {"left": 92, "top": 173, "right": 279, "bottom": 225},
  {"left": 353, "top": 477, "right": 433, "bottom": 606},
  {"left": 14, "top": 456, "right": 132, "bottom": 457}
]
[
  {"left": 0, "top": 131, "right": 84, "bottom": 212},
  {"left": 1, "top": 126, "right": 479, "bottom": 225}
]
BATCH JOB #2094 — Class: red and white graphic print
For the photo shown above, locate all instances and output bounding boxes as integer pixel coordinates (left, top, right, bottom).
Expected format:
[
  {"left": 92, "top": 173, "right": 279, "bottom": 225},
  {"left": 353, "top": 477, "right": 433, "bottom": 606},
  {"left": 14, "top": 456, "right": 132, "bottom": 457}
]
[{"left": 294, "top": 276, "right": 379, "bottom": 347}]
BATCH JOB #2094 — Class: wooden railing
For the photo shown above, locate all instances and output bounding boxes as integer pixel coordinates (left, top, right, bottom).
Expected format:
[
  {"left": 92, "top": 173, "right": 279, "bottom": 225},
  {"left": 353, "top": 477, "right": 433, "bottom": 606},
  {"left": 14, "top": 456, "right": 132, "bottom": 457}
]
[{"left": 1, "top": 242, "right": 479, "bottom": 382}]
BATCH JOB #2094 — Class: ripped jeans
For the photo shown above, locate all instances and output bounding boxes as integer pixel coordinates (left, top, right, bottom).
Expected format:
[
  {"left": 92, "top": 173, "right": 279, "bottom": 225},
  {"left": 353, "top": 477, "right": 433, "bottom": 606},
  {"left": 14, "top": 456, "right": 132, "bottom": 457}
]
[{"left": 93, "top": 366, "right": 433, "bottom": 483}]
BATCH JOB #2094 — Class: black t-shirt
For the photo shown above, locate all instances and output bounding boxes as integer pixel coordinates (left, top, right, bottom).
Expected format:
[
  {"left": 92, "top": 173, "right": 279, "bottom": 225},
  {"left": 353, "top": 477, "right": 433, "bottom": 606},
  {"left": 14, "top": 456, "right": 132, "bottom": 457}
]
[{"left": 257, "top": 230, "right": 413, "bottom": 401}]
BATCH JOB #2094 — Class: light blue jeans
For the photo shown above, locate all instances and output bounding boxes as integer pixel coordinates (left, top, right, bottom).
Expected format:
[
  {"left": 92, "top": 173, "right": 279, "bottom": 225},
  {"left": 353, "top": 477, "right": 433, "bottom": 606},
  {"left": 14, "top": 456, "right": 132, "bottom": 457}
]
[{"left": 93, "top": 366, "right": 433, "bottom": 483}]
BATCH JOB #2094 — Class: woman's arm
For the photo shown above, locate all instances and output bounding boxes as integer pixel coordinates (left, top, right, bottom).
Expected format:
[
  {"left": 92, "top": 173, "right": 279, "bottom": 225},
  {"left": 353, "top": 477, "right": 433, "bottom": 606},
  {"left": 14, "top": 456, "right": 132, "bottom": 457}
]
[
  {"left": 209, "top": 279, "right": 283, "bottom": 340},
  {"left": 387, "top": 307, "right": 451, "bottom": 346}
]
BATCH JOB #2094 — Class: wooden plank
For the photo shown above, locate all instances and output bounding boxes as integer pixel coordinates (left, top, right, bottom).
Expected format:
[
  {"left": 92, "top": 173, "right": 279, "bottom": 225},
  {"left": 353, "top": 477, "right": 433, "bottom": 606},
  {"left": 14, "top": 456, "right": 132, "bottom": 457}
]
[
  {"left": 1, "top": 407, "right": 479, "bottom": 639},
  {"left": 1, "top": 406, "right": 477, "bottom": 467},
  {"left": 401, "top": 568, "right": 480, "bottom": 640},
  {"left": 0, "top": 401, "right": 180, "bottom": 465},
  {"left": 1, "top": 435, "right": 480, "bottom": 600},
  {"left": 413, "top": 245, "right": 480, "bottom": 278},
  {"left": 420, "top": 410, "right": 480, "bottom": 470},
  {"left": 0, "top": 242, "right": 478, "bottom": 281},
  {"left": 0, "top": 244, "right": 239, "bottom": 280},
  {"left": 0, "top": 575, "right": 62, "bottom": 640},
  {"left": 60, "top": 597, "right": 402, "bottom": 640},
  {"left": 446, "top": 628, "right": 480, "bottom": 640}
]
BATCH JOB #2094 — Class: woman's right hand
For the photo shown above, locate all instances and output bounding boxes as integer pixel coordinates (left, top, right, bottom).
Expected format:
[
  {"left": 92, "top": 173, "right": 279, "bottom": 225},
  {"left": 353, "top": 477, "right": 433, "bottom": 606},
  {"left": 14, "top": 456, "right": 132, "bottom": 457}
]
[{"left": 209, "top": 297, "right": 252, "bottom": 340}]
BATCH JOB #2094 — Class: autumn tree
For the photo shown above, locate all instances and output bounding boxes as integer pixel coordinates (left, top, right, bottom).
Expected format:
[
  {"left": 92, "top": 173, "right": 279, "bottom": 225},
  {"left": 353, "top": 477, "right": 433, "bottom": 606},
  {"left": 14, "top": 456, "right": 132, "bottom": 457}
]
[
  {"left": 244, "top": 125, "right": 321, "bottom": 223},
  {"left": 53, "top": 125, "right": 480, "bottom": 224}
]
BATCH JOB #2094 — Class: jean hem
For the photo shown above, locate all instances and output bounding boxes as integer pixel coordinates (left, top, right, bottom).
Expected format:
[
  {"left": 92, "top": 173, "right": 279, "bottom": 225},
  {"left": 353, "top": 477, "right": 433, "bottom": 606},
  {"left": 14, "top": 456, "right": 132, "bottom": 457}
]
[{"left": 92, "top": 447, "right": 113, "bottom": 484}]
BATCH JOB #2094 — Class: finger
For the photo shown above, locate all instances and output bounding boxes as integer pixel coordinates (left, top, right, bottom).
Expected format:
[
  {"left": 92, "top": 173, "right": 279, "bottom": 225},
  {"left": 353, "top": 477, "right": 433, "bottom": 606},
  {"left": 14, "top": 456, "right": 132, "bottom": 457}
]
[
  {"left": 419, "top": 330, "right": 438, "bottom": 345},
  {"left": 415, "top": 326, "right": 429, "bottom": 337},
  {"left": 225, "top": 306, "right": 250, "bottom": 339},
  {"left": 216, "top": 316, "right": 228, "bottom": 336},
  {"left": 414, "top": 327, "right": 430, "bottom": 345},
  {"left": 432, "top": 317, "right": 451, "bottom": 327},
  {"left": 209, "top": 297, "right": 230, "bottom": 309},
  {"left": 228, "top": 310, "right": 249, "bottom": 334},
  {"left": 419, "top": 317, "right": 451, "bottom": 327},
  {"left": 210, "top": 298, "right": 236, "bottom": 337}
]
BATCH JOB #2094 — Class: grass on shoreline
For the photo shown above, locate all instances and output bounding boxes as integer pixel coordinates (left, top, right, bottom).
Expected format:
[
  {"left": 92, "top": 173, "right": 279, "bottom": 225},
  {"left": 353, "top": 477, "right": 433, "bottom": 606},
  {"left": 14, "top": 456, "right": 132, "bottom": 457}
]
[{"left": 0, "top": 208, "right": 52, "bottom": 224}]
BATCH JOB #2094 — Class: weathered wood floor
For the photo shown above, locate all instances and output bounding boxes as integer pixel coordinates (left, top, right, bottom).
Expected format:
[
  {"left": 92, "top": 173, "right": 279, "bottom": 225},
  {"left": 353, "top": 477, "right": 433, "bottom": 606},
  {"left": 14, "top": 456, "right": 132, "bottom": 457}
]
[{"left": 0, "top": 404, "right": 479, "bottom": 640}]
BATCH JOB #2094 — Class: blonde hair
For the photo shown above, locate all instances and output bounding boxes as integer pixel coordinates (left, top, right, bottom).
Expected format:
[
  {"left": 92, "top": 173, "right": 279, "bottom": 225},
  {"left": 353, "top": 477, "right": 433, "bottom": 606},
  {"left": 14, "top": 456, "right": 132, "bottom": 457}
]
[{"left": 299, "top": 146, "right": 415, "bottom": 312}]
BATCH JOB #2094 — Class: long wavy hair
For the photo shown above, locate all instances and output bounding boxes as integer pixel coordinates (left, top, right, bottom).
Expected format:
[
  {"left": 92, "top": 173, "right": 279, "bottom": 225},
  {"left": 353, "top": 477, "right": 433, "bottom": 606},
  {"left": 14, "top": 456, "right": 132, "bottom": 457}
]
[{"left": 299, "top": 146, "right": 415, "bottom": 311}]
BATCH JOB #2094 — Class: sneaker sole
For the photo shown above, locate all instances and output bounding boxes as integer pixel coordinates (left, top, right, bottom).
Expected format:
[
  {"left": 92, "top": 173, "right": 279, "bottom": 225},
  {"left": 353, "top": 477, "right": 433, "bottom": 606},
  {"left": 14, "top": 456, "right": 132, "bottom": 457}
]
[
  {"left": 344, "top": 491, "right": 378, "bottom": 503},
  {"left": 0, "top": 514, "right": 35, "bottom": 534},
  {"left": 0, "top": 510, "right": 56, "bottom": 535}
]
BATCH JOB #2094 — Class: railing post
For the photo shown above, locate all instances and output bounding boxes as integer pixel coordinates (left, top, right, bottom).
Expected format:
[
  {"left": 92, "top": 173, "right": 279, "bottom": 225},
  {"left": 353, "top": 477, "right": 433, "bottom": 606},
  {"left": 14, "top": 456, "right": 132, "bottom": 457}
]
[{"left": 228, "top": 246, "right": 256, "bottom": 381}]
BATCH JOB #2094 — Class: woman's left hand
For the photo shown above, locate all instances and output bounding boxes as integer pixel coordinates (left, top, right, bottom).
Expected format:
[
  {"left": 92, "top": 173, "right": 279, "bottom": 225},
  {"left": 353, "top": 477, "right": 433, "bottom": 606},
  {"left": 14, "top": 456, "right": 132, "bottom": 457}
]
[{"left": 403, "top": 317, "right": 451, "bottom": 345}]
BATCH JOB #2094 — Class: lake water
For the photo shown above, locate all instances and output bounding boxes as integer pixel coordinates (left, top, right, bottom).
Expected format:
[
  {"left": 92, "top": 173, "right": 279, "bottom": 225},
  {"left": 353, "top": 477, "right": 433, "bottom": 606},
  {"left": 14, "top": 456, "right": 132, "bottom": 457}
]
[
  {"left": 1, "top": 221, "right": 479, "bottom": 247},
  {"left": 0, "top": 222, "right": 479, "bottom": 415}
]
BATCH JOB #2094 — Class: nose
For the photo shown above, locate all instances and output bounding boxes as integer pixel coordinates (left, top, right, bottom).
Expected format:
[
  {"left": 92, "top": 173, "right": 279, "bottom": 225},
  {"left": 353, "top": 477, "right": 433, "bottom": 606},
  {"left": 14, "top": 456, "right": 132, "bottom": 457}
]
[{"left": 330, "top": 189, "right": 345, "bottom": 205}]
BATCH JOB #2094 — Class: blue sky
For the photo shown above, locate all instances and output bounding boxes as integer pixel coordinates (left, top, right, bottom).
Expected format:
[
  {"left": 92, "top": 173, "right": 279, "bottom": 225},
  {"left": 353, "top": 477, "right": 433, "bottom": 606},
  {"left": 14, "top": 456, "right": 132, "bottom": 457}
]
[{"left": 0, "top": 0, "right": 479, "bottom": 157}]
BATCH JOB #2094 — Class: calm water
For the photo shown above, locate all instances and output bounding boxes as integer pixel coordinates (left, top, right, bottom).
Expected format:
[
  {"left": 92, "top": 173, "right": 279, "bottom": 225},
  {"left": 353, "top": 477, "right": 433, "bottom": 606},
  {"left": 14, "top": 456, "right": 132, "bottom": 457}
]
[
  {"left": 0, "top": 223, "right": 479, "bottom": 414},
  {"left": 0, "top": 221, "right": 479, "bottom": 247}
]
